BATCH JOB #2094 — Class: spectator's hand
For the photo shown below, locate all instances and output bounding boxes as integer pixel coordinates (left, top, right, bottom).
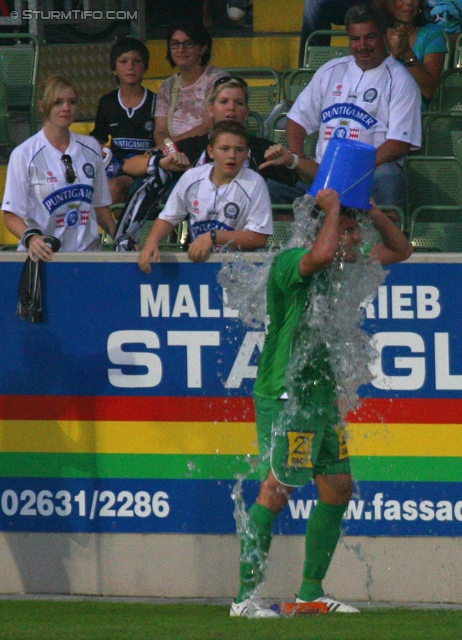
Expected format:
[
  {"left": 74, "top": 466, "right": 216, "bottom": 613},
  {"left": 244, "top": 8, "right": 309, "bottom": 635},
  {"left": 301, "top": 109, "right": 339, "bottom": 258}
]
[
  {"left": 27, "top": 234, "right": 53, "bottom": 262},
  {"left": 138, "top": 244, "right": 160, "bottom": 273},
  {"left": 160, "top": 152, "right": 191, "bottom": 173},
  {"left": 316, "top": 188, "right": 340, "bottom": 215},
  {"left": 187, "top": 232, "right": 214, "bottom": 262},
  {"left": 258, "top": 144, "right": 294, "bottom": 171},
  {"left": 387, "top": 25, "right": 411, "bottom": 61}
]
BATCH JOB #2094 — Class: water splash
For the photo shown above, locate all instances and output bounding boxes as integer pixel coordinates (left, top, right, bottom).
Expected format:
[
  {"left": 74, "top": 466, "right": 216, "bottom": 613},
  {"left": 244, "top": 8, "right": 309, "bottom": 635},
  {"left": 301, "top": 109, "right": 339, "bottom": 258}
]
[{"left": 220, "top": 194, "right": 390, "bottom": 601}]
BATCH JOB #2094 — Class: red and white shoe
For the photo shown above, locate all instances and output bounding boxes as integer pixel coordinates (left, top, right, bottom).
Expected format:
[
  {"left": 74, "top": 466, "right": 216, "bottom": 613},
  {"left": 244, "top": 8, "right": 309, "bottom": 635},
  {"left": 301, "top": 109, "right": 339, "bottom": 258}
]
[{"left": 296, "top": 596, "right": 360, "bottom": 613}]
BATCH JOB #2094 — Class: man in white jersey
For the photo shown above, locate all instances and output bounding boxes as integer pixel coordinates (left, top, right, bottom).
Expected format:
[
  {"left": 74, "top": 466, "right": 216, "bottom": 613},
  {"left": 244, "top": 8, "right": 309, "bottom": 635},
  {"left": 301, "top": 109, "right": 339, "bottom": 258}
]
[{"left": 287, "top": 4, "right": 422, "bottom": 209}]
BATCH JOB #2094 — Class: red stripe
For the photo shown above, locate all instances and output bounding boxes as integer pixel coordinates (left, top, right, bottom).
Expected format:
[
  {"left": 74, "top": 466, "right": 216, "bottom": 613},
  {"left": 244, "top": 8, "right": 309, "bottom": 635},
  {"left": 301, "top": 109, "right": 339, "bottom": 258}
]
[
  {"left": 0, "top": 395, "right": 256, "bottom": 422},
  {"left": 1, "top": 395, "right": 461, "bottom": 424},
  {"left": 347, "top": 398, "right": 462, "bottom": 424}
]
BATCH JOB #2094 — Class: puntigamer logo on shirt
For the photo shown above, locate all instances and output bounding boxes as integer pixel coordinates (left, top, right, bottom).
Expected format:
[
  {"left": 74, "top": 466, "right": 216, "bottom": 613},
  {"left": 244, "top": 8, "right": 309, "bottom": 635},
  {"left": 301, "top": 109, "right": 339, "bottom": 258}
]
[
  {"left": 321, "top": 103, "right": 378, "bottom": 129},
  {"left": 42, "top": 185, "right": 94, "bottom": 215}
]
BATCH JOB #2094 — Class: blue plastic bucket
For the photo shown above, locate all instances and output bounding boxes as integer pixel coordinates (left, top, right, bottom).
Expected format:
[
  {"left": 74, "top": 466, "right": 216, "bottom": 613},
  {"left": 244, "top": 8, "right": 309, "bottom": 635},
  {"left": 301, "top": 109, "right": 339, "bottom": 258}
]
[{"left": 308, "top": 138, "right": 377, "bottom": 209}]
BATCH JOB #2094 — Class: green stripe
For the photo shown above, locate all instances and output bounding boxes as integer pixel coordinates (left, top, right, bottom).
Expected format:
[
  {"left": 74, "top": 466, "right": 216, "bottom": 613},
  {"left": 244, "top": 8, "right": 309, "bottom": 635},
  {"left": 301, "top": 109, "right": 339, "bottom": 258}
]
[
  {"left": 350, "top": 456, "right": 462, "bottom": 482},
  {"left": 0, "top": 453, "right": 259, "bottom": 480},
  {"left": 0, "top": 453, "right": 461, "bottom": 482}
]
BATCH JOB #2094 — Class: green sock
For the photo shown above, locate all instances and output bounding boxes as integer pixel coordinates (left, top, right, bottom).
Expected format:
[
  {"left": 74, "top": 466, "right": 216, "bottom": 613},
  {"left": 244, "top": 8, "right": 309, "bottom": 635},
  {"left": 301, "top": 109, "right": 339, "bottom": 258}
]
[
  {"left": 298, "top": 499, "right": 347, "bottom": 602},
  {"left": 236, "top": 503, "right": 278, "bottom": 603}
]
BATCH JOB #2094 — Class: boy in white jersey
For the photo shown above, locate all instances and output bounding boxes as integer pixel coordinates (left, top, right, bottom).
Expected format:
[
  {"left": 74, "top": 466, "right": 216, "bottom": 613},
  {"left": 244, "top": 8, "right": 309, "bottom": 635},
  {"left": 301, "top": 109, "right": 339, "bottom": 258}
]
[{"left": 138, "top": 120, "right": 273, "bottom": 270}]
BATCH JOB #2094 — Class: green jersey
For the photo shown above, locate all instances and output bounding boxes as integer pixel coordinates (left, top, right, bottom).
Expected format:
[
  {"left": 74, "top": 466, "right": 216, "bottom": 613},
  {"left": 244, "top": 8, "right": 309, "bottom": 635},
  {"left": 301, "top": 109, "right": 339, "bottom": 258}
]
[{"left": 254, "top": 247, "right": 332, "bottom": 400}]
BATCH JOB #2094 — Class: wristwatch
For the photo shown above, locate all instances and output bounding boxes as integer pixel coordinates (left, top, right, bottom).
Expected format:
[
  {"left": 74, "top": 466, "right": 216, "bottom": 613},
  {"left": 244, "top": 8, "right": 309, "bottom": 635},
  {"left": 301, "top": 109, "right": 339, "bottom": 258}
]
[
  {"left": 404, "top": 56, "right": 419, "bottom": 67},
  {"left": 210, "top": 229, "right": 217, "bottom": 245}
]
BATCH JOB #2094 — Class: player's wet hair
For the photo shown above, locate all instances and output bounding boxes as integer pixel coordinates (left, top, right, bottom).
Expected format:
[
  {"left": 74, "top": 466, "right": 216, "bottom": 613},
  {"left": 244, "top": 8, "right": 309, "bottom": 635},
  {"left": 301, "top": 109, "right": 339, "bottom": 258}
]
[
  {"left": 109, "top": 37, "right": 150, "bottom": 73},
  {"left": 209, "top": 120, "right": 250, "bottom": 148},
  {"left": 39, "top": 75, "right": 77, "bottom": 120}
]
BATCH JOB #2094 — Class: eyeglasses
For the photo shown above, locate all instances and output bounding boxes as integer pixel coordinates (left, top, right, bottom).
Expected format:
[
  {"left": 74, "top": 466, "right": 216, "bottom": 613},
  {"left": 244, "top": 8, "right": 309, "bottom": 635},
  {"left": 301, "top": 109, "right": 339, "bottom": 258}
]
[
  {"left": 213, "top": 76, "right": 248, "bottom": 89},
  {"left": 61, "top": 154, "right": 76, "bottom": 184},
  {"left": 169, "top": 40, "right": 197, "bottom": 50}
]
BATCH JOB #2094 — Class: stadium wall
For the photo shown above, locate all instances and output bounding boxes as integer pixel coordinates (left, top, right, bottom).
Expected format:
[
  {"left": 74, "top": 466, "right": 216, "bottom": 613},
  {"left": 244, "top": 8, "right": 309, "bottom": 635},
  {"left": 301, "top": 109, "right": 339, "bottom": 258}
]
[{"left": 0, "top": 252, "right": 461, "bottom": 604}]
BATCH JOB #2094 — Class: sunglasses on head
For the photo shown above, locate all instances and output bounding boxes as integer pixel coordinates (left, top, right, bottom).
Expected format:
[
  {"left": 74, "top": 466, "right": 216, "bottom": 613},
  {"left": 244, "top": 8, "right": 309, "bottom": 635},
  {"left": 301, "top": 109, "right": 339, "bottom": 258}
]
[
  {"left": 213, "top": 76, "right": 248, "bottom": 89},
  {"left": 61, "top": 154, "right": 76, "bottom": 184}
]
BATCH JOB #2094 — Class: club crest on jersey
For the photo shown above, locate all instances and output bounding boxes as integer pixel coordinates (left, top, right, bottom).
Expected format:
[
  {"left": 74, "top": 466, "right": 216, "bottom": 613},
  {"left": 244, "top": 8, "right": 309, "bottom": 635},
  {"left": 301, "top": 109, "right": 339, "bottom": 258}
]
[
  {"left": 65, "top": 208, "right": 80, "bottom": 228},
  {"left": 332, "top": 84, "right": 343, "bottom": 97},
  {"left": 224, "top": 202, "right": 239, "bottom": 219},
  {"left": 363, "top": 88, "right": 378, "bottom": 103},
  {"left": 145, "top": 120, "right": 154, "bottom": 132},
  {"left": 83, "top": 163, "right": 95, "bottom": 178}
]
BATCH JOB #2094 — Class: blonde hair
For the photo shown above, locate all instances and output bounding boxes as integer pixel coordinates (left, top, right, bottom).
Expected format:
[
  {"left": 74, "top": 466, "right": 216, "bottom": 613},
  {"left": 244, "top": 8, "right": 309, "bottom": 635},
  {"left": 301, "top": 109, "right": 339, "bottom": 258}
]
[
  {"left": 209, "top": 77, "right": 249, "bottom": 106},
  {"left": 39, "top": 75, "right": 77, "bottom": 120}
]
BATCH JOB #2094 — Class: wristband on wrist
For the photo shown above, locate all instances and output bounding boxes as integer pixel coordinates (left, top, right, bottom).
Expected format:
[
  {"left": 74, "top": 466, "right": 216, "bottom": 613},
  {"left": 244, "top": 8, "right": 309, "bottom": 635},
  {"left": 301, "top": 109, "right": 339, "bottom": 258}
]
[
  {"left": 161, "top": 138, "right": 179, "bottom": 156},
  {"left": 21, "top": 228, "right": 42, "bottom": 249},
  {"left": 288, "top": 153, "right": 299, "bottom": 170},
  {"left": 210, "top": 229, "right": 217, "bottom": 245}
]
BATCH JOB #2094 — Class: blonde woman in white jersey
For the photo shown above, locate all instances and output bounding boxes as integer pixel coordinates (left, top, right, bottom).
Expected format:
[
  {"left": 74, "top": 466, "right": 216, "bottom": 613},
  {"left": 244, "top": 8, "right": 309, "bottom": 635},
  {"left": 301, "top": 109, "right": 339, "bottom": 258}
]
[{"left": 2, "top": 75, "right": 116, "bottom": 261}]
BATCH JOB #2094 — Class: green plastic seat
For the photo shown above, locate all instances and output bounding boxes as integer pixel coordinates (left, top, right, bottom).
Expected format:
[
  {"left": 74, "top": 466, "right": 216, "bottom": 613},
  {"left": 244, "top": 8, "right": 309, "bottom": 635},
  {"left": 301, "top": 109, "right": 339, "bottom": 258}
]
[
  {"left": 405, "top": 156, "right": 462, "bottom": 232},
  {"left": 267, "top": 219, "right": 293, "bottom": 247},
  {"left": 423, "top": 112, "right": 462, "bottom": 161},
  {"left": 225, "top": 67, "right": 281, "bottom": 120},
  {"left": 303, "top": 30, "right": 349, "bottom": 69},
  {"left": 437, "top": 69, "right": 462, "bottom": 112},
  {"left": 0, "top": 33, "right": 39, "bottom": 134},
  {"left": 0, "top": 73, "right": 11, "bottom": 148},
  {"left": 285, "top": 68, "right": 316, "bottom": 102},
  {"left": 410, "top": 206, "right": 462, "bottom": 252},
  {"left": 246, "top": 111, "right": 264, "bottom": 138},
  {"left": 269, "top": 112, "right": 318, "bottom": 158}
]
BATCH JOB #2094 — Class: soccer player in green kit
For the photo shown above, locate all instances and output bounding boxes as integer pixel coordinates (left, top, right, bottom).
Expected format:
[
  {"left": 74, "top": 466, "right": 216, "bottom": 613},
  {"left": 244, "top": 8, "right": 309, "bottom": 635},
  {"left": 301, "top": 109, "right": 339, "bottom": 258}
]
[{"left": 230, "top": 188, "right": 413, "bottom": 617}]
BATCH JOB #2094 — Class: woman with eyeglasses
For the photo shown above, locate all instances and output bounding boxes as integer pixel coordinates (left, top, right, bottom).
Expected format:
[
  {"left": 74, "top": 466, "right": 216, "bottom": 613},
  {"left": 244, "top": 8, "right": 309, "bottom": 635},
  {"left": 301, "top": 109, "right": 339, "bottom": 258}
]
[
  {"left": 153, "top": 22, "right": 229, "bottom": 148},
  {"left": 2, "top": 74, "right": 116, "bottom": 260}
]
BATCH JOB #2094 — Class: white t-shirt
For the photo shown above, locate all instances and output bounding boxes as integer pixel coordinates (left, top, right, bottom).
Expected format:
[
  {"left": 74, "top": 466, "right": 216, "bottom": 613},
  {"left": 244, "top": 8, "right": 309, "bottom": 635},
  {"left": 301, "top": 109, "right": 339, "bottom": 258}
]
[
  {"left": 2, "top": 130, "right": 112, "bottom": 251},
  {"left": 159, "top": 162, "right": 274, "bottom": 240},
  {"left": 288, "top": 55, "right": 422, "bottom": 163}
]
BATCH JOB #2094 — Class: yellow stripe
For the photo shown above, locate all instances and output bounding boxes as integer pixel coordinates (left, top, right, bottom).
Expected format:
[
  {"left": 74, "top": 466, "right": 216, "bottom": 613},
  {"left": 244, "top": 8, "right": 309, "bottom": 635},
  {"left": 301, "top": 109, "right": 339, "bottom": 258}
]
[
  {"left": 0, "top": 421, "right": 258, "bottom": 455},
  {"left": 346, "top": 423, "right": 462, "bottom": 457},
  {"left": 0, "top": 421, "right": 460, "bottom": 457}
]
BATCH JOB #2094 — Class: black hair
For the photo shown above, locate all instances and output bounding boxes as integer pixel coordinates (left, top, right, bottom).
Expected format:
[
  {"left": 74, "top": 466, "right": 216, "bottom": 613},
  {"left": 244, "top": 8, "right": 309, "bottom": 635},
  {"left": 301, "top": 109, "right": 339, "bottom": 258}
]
[
  {"left": 109, "top": 37, "right": 150, "bottom": 73},
  {"left": 166, "top": 22, "right": 212, "bottom": 67},
  {"left": 345, "top": 4, "right": 389, "bottom": 35}
]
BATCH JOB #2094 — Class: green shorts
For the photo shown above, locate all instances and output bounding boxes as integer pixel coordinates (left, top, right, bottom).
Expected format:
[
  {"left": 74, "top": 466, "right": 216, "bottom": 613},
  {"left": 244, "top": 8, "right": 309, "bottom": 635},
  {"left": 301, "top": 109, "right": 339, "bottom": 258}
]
[{"left": 254, "top": 393, "right": 351, "bottom": 487}]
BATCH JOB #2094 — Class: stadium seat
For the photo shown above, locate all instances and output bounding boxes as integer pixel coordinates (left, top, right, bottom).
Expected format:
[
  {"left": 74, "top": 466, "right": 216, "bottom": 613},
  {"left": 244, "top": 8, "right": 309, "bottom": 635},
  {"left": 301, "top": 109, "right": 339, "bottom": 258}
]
[
  {"left": 455, "top": 33, "right": 462, "bottom": 68},
  {"left": 269, "top": 112, "right": 318, "bottom": 158},
  {"left": 303, "top": 30, "right": 349, "bottom": 69},
  {"left": 423, "top": 112, "right": 462, "bottom": 160},
  {"left": 246, "top": 111, "right": 264, "bottom": 138},
  {"left": 0, "top": 33, "right": 39, "bottom": 134},
  {"left": 409, "top": 206, "right": 462, "bottom": 252},
  {"left": 0, "top": 73, "right": 11, "bottom": 149},
  {"left": 405, "top": 156, "right": 462, "bottom": 230},
  {"left": 267, "top": 219, "right": 293, "bottom": 247},
  {"left": 225, "top": 67, "right": 282, "bottom": 120},
  {"left": 436, "top": 68, "right": 462, "bottom": 112},
  {"left": 285, "top": 68, "right": 316, "bottom": 102}
]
